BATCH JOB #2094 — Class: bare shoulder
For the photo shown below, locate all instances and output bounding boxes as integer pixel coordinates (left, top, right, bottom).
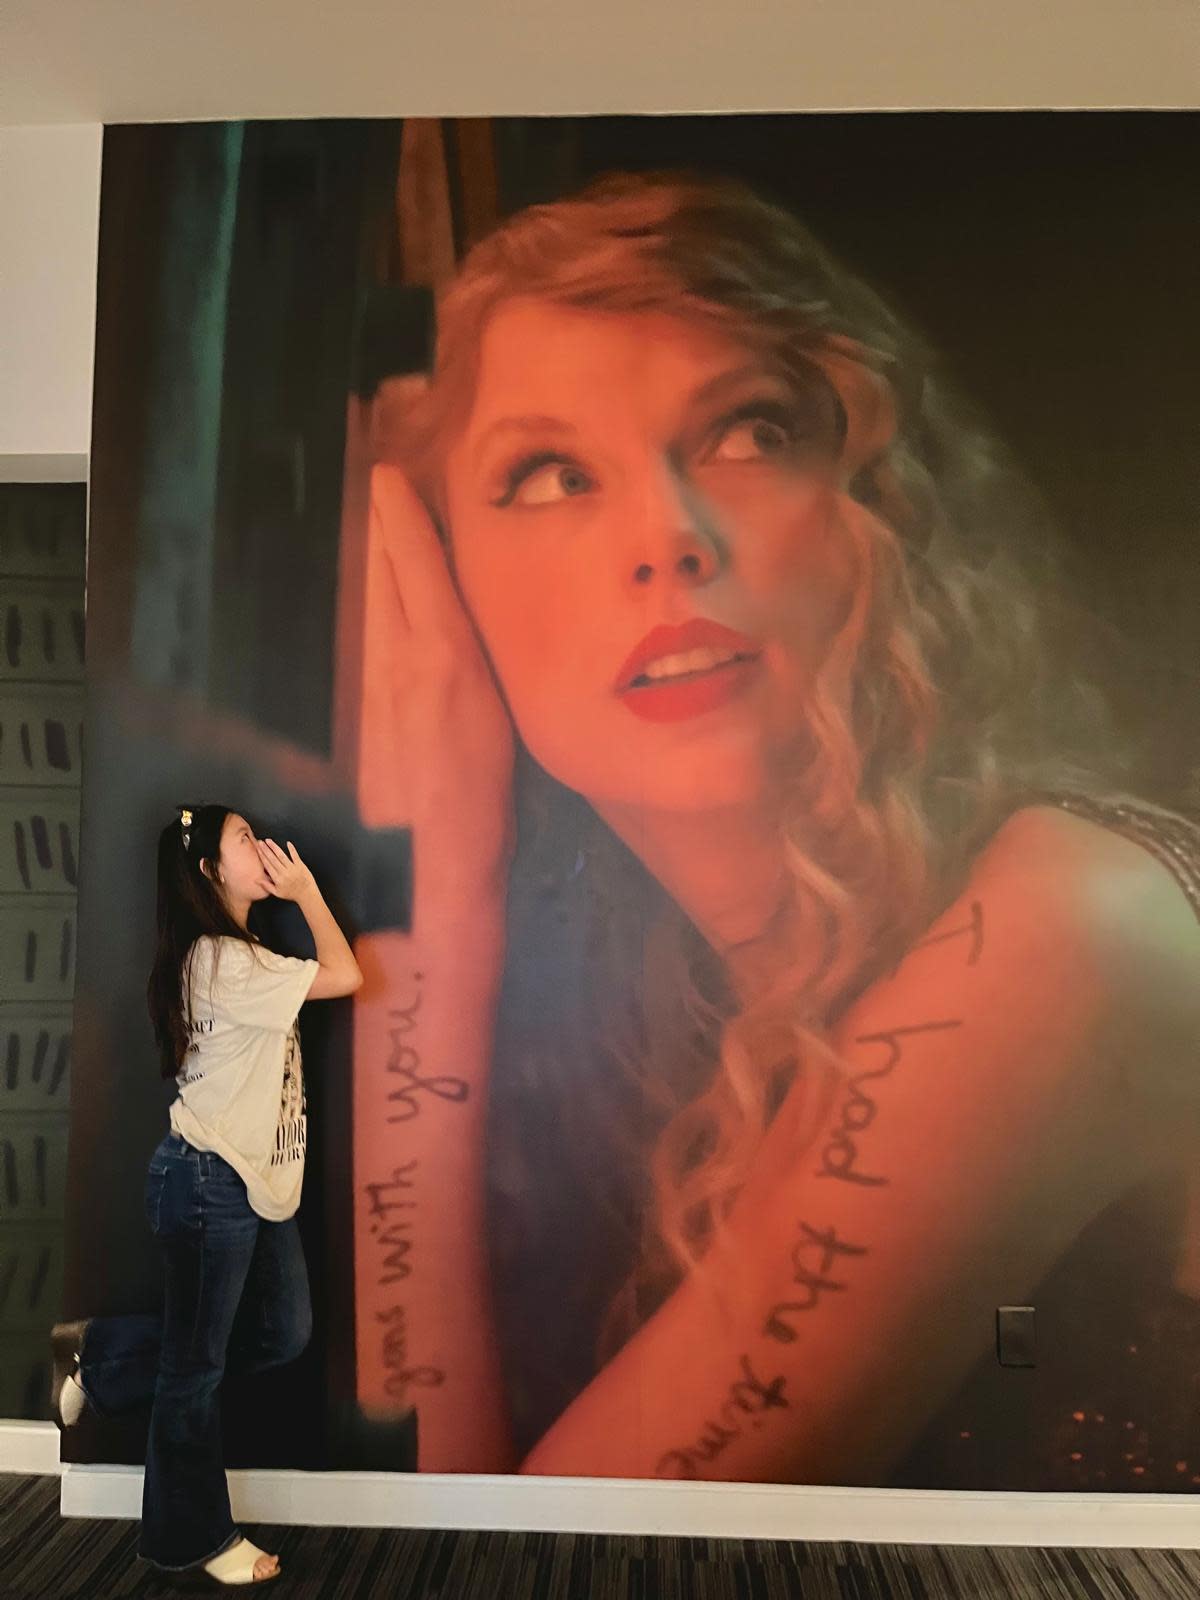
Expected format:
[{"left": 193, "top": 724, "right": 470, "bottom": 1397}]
[
  {"left": 957, "top": 803, "right": 1200, "bottom": 1094},
  {"left": 970, "top": 803, "right": 1198, "bottom": 952},
  {"left": 844, "top": 804, "right": 1197, "bottom": 1106}
]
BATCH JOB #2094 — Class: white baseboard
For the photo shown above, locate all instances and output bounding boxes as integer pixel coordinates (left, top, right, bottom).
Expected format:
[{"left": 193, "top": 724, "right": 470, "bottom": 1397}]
[
  {"left": 53, "top": 1460, "right": 1199, "bottom": 1549},
  {"left": 4, "top": 1419, "right": 1195, "bottom": 1549},
  {"left": 0, "top": 453, "right": 88, "bottom": 483},
  {"left": 0, "top": 1422, "right": 62, "bottom": 1476}
]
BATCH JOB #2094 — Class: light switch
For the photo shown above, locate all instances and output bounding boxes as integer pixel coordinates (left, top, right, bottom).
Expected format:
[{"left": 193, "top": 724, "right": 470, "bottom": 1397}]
[{"left": 996, "top": 1305, "right": 1037, "bottom": 1367}]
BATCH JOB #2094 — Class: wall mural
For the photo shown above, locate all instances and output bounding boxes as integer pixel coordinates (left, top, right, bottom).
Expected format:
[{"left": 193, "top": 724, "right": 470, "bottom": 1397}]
[{"left": 70, "top": 113, "right": 1199, "bottom": 1491}]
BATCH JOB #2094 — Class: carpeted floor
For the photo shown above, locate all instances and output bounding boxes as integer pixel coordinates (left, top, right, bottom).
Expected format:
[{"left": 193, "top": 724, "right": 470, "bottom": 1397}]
[{"left": 1, "top": 1475, "right": 1197, "bottom": 1599}]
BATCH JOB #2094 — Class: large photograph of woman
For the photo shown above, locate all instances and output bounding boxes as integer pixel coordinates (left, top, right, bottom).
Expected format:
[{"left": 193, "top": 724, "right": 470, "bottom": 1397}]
[
  {"left": 76, "top": 113, "right": 1198, "bottom": 1496},
  {"left": 349, "top": 161, "right": 1199, "bottom": 1492}
]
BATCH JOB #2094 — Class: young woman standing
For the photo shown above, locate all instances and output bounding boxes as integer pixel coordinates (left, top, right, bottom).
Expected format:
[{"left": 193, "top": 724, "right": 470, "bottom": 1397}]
[{"left": 51, "top": 804, "right": 362, "bottom": 1586}]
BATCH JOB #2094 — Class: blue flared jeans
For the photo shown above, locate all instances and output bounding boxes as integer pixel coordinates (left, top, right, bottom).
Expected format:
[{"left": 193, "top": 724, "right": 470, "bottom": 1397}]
[{"left": 76, "top": 1132, "right": 312, "bottom": 1571}]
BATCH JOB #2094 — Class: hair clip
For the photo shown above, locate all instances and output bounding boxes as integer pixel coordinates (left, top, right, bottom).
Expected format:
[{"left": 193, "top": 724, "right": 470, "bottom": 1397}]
[{"left": 180, "top": 808, "right": 193, "bottom": 851}]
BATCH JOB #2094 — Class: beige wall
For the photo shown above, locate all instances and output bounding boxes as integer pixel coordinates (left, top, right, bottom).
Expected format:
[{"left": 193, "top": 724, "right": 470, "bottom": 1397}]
[
  {"left": 0, "top": 126, "right": 101, "bottom": 471},
  {"left": 4, "top": 0, "right": 1198, "bottom": 122}
]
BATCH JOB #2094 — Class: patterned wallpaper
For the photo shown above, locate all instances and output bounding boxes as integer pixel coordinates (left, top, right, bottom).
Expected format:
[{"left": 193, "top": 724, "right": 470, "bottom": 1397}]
[{"left": 0, "top": 482, "right": 85, "bottom": 1418}]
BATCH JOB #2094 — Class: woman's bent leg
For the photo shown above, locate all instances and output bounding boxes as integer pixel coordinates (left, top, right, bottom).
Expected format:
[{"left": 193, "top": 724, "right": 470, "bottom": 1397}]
[
  {"left": 60, "top": 1132, "right": 189, "bottom": 1420},
  {"left": 76, "top": 1315, "right": 163, "bottom": 1416},
  {"left": 137, "top": 1151, "right": 259, "bottom": 1571}
]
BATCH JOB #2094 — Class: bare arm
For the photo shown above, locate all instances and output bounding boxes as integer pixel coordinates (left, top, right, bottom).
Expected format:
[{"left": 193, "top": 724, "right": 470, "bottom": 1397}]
[
  {"left": 296, "top": 881, "right": 363, "bottom": 999},
  {"left": 258, "top": 837, "right": 363, "bottom": 999},
  {"left": 348, "top": 462, "right": 517, "bottom": 1469},
  {"left": 352, "top": 890, "right": 513, "bottom": 1471},
  {"left": 519, "top": 808, "right": 1194, "bottom": 1481}
]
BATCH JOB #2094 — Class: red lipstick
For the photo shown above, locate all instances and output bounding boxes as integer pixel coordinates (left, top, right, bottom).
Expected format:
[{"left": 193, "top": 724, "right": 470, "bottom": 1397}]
[{"left": 615, "top": 619, "right": 762, "bottom": 724}]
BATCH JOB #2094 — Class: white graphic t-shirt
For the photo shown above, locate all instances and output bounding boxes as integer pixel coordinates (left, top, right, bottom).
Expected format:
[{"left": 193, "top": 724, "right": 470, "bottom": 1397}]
[{"left": 169, "top": 936, "right": 319, "bottom": 1221}]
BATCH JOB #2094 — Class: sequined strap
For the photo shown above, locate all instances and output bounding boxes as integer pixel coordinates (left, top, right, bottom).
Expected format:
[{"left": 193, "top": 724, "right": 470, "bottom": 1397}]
[{"left": 1045, "top": 792, "right": 1200, "bottom": 924}]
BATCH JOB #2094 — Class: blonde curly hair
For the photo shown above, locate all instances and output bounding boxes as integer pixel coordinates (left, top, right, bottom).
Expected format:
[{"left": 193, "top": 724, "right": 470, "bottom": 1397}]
[{"left": 399, "top": 171, "right": 1126, "bottom": 1387}]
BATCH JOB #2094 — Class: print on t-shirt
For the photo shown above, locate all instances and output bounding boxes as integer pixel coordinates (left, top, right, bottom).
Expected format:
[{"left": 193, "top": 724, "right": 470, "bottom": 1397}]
[
  {"left": 170, "top": 937, "right": 319, "bottom": 1221},
  {"left": 273, "top": 1025, "right": 307, "bottom": 1168},
  {"left": 181, "top": 1014, "right": 213, "bottom": 1083}
]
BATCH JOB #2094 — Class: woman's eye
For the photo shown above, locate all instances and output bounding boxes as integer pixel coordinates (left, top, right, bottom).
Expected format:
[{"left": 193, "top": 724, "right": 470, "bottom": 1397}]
[
  {"left": 710, "top": 414, "right": 795, "bottom": 464},
  {"left": 496, "top": 456, "right": 595, "bottom": 509},
  {"left": 518, "top": 464, "right": 592, "bottom": 506}
]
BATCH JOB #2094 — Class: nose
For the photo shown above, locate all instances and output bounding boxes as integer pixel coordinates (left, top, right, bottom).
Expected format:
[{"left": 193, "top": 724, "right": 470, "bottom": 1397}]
[{"left": 628, "top": 462, "right": 725, "bottom": 590}]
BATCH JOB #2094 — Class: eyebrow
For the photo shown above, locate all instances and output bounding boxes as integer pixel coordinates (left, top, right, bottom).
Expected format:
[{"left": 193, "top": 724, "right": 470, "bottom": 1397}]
[
  {"left": 473, "top": 414, "right": 579, "bottom": 466},
  {"left": 687, "top": 362, "right": 783, "bottom": 409},
  {"left": 470, "top": 364, "right": 786, "bottom": 470}
]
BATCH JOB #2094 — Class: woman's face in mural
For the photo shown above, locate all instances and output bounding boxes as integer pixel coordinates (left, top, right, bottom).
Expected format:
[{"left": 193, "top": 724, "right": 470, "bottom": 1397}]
[{"left": 443, "top": 299, "right": 858, "bottom": 815}]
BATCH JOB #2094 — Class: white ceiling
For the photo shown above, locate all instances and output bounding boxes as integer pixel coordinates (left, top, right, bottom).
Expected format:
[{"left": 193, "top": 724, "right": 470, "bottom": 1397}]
[{"left": 3, "top": 0, "right": 1197, "bottom": 125}]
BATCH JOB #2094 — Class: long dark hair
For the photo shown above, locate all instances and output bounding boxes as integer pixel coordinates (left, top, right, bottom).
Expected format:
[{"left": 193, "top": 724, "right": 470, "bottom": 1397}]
[{"left": 146, "top": 804, "right": 258, "bottom": 1078}]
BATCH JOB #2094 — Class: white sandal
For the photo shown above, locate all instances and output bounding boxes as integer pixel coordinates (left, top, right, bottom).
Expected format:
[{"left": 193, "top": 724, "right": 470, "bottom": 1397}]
[
  {"left": 196, "top": 1537, "right": 281, "bottom": 1587},
  {"left": 57, "top": 1371, "right": 87, "bottom": 1427},
  {"left": 49, "top": 1320, "right": 91, "bottom": 1429}
]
